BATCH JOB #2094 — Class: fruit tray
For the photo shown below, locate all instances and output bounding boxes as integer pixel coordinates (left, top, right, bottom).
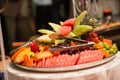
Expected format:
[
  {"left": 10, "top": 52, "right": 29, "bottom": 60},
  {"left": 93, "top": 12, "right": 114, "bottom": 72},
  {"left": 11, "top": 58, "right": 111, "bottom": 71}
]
[
  {"left": 10, "top": 11, "right": 118, "bottom": 72},
  {"left": 10, "top": 37, "right": 117, "bottom": 72}
]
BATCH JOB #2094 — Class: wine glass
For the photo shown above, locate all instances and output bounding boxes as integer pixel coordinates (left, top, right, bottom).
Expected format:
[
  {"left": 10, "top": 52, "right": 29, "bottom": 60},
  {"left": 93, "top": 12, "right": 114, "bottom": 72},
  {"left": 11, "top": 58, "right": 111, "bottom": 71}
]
[
  {"left": 72, "top": 0, "right": 88, "bottom": 17},
  {"left": 72, "top": 0, "right": 102, "bottom": 19}
]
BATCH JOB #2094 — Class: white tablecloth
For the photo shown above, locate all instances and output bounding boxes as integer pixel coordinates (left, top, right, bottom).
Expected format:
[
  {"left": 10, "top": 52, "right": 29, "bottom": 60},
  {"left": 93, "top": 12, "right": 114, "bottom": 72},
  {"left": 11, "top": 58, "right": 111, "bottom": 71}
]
[{"left": 7, "top": 52, "right": 120, "bottom": 80}]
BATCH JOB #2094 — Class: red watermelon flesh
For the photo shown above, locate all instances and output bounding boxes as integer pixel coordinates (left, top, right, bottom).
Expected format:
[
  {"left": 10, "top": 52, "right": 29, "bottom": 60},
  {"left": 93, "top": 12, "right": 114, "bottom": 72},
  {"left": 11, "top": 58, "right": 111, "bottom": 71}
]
[
  {"left": 36, "top": 58, "right": 46, "bottom": 68},
  {"left": 77, "top": 50, "right": 104, "bottom": 64},
  {"left": 36, "top": 54, "right": 79, "bottom": 68},
  {"left": 56, "top": 26, "right": 72, "bottom": 36},
  {"left": 62, "top": 18, "right": 76, "bottom": 27},
  {"left": 36, "top": 50, "right": 104, "bottom": 68}
]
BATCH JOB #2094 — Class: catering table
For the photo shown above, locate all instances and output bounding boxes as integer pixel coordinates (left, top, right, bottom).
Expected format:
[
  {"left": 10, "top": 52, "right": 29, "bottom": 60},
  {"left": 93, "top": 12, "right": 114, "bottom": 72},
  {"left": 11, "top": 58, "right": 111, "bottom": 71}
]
[{"left": 7, "top": 52, "right": 120, "bottom": 80}]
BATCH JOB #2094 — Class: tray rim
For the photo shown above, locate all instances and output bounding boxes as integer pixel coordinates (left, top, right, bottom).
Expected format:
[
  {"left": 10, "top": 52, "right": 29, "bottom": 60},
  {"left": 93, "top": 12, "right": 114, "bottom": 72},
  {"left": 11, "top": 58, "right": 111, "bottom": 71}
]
[{"left": 10, "top": 36, "right": 117, "bottom": 72}]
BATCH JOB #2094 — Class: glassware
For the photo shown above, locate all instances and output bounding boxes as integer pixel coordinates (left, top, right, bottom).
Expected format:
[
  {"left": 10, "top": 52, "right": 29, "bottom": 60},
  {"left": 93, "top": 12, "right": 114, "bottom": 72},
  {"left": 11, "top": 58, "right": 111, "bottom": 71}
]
[
  {"left": 72, "top": 0, "right": 88, "bottom": 17},
  {"left": 72, "top": 0, "right": 102, "bottom": 19}
]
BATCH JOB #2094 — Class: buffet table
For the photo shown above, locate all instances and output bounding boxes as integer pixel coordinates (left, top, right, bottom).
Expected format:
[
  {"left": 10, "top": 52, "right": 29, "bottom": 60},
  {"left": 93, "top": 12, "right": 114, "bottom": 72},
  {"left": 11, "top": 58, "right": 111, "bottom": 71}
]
[{"left": 7, "top": 52, "right": 120, "bottom": 80}]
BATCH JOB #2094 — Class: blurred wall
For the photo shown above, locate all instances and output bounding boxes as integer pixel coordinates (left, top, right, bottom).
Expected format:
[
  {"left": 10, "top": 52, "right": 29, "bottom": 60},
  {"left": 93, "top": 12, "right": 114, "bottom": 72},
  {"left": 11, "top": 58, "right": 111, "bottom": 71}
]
[
  {"left": 1, "top": 0, "right": 36, "bottom": 53},
  {"left": 3, "top": 0, "right": 35, "bottom": 42}
]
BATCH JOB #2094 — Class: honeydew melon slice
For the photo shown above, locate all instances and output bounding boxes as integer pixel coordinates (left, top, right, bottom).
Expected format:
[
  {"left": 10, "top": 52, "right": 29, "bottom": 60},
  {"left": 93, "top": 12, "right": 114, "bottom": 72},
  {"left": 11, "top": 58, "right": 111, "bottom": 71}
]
[
  {"left": 73, "top": 25, "right": 93, "bottom": 37},
  {"left": 48, "top": 22, "right": 61, "bottom": 32},
  {"left": 36, "top": 35, "right": 52, "bottom": 42},
  {"left": 38, "top": 29, "right": 54, "bottom": 35},
  {"left": 74, "top": 10, "right": 87, "bottom": 28}
]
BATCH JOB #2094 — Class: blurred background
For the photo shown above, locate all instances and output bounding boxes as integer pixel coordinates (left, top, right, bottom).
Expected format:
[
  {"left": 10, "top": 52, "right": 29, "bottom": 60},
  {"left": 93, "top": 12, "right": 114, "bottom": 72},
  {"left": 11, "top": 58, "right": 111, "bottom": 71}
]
[{"left": 0, "top": 0, "right": 120, "bottom": 55}]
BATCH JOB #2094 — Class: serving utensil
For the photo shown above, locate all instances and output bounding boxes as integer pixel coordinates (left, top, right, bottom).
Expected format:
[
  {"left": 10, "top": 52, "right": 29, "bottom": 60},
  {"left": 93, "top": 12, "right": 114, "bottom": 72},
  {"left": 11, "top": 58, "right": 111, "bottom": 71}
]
[
  {"left": 10, "top": 35, "right": 40, "bottom": 56},
  {"left": 20, "top": 35, "right": 40, "bottom": 47},
  {"left": 49, "top": 41, "right": 94, "bottom": 52},
  {"left": 49, "top": 33, "right": 94, "bottom": 52},
  {"left": 49, "top": 33, "right": 88, "bottom": 43}
]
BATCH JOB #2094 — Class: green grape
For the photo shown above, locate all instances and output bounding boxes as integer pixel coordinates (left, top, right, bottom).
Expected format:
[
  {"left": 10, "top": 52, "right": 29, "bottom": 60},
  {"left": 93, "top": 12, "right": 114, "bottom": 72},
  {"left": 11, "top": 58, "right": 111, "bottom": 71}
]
[
  {"left": 103, "top": 42, "right": 110, "bottom": 50},
  {"left": 109, "top": 48, "right": 115, "bottom": 54},
  {"left": 103, "top": 48, "right": 110, "bottom": 54},
  {"left": 103, "top": 48, "right": 107, "bottom": 51},
  {"left": 98, "top": 42, "right": 104, "bottom": 48},
  {"left": 106, "top": 50, "right": 110, "bottom": 53},
  {"left": 112, "top": 44, "right": 118, "bottom": 52}
]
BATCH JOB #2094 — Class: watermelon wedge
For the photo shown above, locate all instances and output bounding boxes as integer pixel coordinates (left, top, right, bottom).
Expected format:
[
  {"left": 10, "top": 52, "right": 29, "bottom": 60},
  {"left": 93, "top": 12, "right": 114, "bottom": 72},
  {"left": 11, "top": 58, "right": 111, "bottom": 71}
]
[
  {"left": 56, "top": 26, "right": 72, "bottom": 36},
  {"left": 62, "top": 18, "right": 76, "bottom": 27}
]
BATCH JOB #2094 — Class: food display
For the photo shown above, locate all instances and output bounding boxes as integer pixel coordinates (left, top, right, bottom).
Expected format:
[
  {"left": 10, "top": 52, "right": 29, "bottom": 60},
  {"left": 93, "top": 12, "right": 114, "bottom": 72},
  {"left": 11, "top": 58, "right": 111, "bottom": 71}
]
[{"left": 10, "top": 11, "right": 118, "bottom": 70}]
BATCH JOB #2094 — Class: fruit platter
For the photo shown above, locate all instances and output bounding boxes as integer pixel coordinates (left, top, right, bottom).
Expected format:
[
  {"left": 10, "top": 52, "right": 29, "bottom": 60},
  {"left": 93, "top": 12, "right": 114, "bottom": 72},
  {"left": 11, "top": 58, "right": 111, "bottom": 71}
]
[{"left": 10, "top": 11, "right": 118, "bottom": 72}]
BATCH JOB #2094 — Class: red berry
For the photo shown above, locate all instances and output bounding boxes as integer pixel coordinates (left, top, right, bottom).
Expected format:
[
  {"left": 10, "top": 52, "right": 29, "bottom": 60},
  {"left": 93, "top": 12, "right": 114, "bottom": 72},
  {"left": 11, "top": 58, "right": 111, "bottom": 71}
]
[
  {"left": 89, "top": 32, "right": 98, "bottom": 38},
  {"left": 30, "top": 41, "right": 39, "bottom": 53}
]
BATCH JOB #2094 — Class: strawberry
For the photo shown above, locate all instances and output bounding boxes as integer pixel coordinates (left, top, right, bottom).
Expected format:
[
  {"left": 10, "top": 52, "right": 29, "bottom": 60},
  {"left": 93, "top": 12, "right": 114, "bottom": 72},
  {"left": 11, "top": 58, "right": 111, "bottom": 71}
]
[{"left": 30, "top": 41, "right": 39, "bottom": 53}]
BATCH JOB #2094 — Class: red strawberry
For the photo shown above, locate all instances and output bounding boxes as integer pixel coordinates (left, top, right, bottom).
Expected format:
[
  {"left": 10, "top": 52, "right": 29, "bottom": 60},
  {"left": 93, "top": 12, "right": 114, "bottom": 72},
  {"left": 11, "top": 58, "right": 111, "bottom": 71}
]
[
  {"left": 62, "top": 18, "right": 76, "bottom": 27},
  {"left": 30, "top": 41, "right": 39, "bottom": 53},
  {"left": 56, "top": 26, "right": 72, "bottom": 36}
]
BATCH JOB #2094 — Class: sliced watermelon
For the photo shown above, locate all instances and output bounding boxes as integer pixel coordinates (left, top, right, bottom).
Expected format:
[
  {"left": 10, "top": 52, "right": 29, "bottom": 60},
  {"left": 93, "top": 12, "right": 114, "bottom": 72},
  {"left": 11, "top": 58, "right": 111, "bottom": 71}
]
[
  {"left": 77, "top": 50, "right": 104, "bottom": 64},
  {"left": 36, "top": 50, "right": 104, "bottom": 68},
  {"left": 36, "top": 54, "right": 79, "bottom": 68},
  {"left": 36, "top": 58, "right": 46, "bottom": 68},
  {"left": 62, "top": 18, "right": 76, "bottom": 27},
  {"left": 56, "top": 26, "right": 72, "bottom": 36}
]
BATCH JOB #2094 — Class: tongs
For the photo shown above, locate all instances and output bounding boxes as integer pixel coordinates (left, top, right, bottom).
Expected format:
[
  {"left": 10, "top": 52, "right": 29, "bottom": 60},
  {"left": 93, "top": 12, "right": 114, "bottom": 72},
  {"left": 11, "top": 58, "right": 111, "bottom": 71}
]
[
  {"left": 49, "top": 34, "right": 94, "bottom": 52},
  {"left": 50, "top": 42, "right": 94, "bottom": 52},
  {"left": 49, "top": 33, "right": 88, "bottom": 43}
]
